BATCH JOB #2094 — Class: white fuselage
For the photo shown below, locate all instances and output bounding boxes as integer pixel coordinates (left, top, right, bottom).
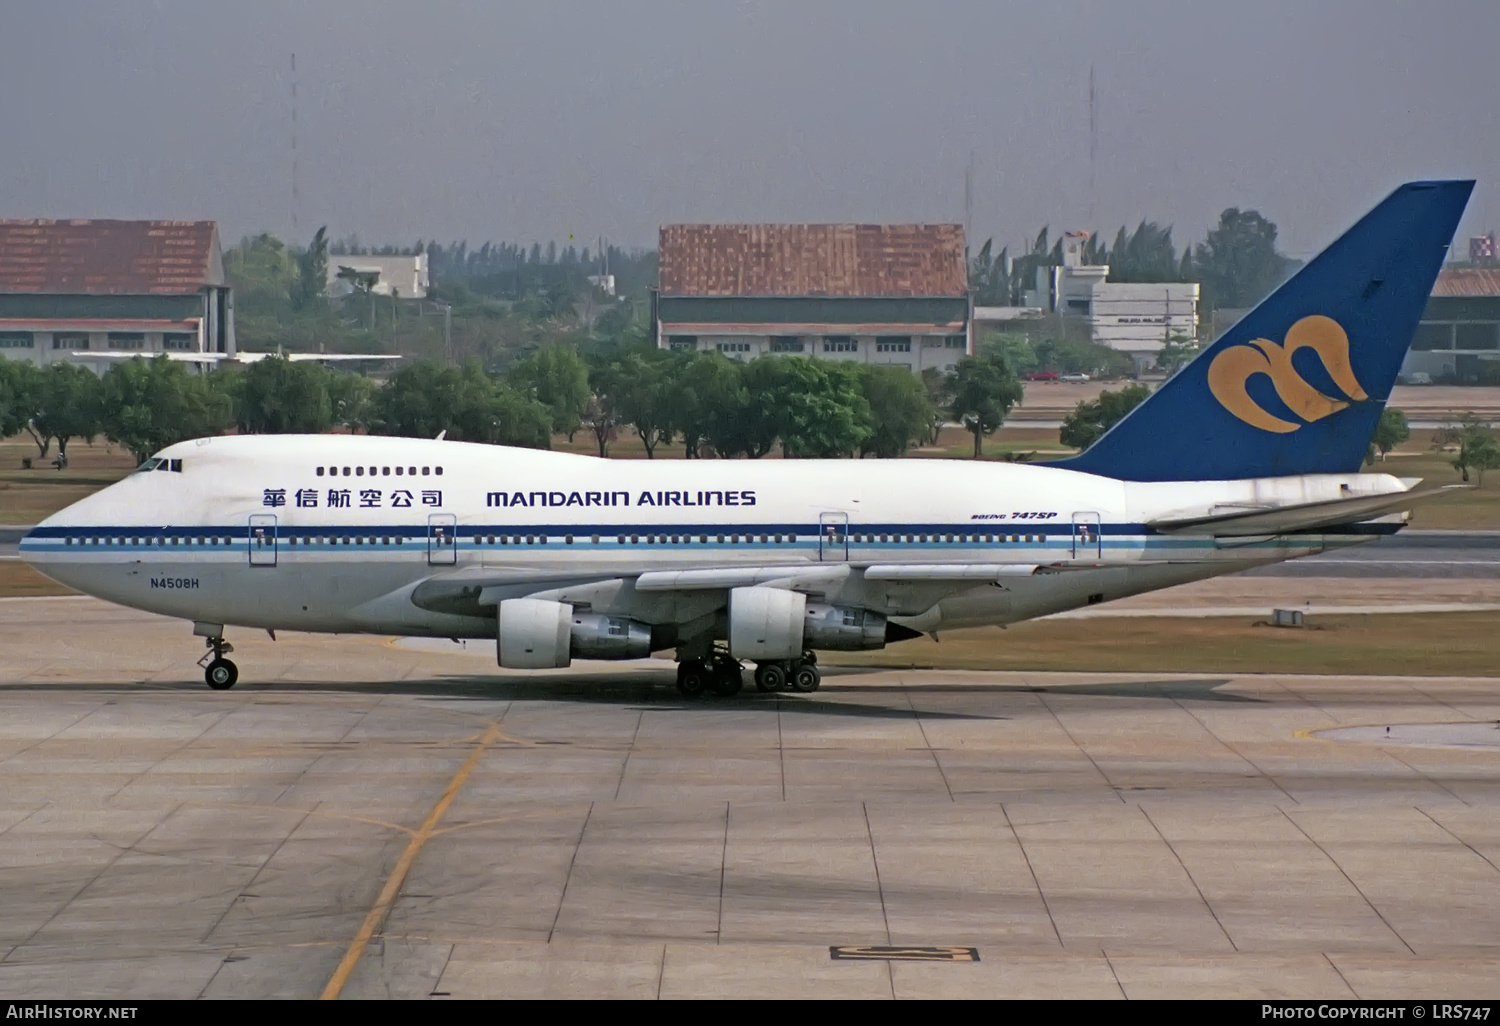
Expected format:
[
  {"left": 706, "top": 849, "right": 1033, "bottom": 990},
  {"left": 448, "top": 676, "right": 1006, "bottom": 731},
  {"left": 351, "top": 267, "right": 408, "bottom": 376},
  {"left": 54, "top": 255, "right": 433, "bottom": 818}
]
[{"left": 21, "top": 434, "right": 1403, "bottom": 643}]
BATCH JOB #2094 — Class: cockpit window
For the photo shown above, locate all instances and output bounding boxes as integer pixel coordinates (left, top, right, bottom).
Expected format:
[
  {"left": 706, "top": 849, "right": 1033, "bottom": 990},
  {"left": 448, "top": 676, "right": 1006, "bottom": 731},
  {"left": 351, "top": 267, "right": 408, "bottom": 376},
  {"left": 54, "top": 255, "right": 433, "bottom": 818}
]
[{"left": 136, "top": 457, "right": 183, "bottom": 473}]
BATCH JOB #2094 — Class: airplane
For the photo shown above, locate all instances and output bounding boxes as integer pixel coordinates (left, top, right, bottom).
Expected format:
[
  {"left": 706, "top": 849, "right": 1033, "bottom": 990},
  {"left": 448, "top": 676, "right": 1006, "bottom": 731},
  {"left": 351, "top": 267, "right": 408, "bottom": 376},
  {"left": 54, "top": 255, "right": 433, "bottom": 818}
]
[{"left": 18, "top": 180, "right": 1475, "bottom": 696}]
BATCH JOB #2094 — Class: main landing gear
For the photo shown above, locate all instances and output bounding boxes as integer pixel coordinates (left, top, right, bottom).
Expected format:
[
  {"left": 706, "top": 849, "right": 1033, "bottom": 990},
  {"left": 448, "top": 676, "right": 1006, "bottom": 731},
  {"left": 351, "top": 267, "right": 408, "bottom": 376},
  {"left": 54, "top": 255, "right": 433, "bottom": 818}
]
[
  {"left": 677, "top": 651, "right": 820, "bottom": 698},
  {"left": 198, "top": 637, "right": 238, "bottom": 690},
  {"left": 676, "top": 652, "right": 744, "bottom": 697}
]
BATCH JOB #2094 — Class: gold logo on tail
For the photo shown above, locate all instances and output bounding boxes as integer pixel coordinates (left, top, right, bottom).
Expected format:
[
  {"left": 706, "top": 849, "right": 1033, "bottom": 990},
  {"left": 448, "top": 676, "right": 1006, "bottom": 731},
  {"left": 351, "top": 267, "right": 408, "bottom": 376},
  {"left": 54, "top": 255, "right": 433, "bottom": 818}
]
[{"left": 1206, "top": 315, "right": 1367, "bottom": 433}]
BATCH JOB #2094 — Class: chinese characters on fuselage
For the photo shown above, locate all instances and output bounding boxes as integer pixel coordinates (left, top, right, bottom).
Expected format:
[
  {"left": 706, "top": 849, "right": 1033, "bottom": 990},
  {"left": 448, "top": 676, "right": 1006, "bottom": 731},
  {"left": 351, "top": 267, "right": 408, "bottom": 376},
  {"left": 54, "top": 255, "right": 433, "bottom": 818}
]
[{"left": 263, "top": 488, "right": 442, "bottom": 509}]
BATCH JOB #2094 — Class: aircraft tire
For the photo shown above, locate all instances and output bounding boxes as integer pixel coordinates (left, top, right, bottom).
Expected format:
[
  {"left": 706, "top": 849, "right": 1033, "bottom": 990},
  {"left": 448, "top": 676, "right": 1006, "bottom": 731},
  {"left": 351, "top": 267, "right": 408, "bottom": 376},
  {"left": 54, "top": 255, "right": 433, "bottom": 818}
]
[
  {"left": 754, "top": 662, "right": 786, "bottom": 693},
  {"left": 790, "top": 663, "right": 820, "bottom": 693},
  {"left": 709, "top": 657, "right": 743, "bottom": 697},
  {"left": 676, "top": 661, "right": 709, "bottom": 697},
  {"left": 205, "top": 658, "right": 239, "bottom": 691}
]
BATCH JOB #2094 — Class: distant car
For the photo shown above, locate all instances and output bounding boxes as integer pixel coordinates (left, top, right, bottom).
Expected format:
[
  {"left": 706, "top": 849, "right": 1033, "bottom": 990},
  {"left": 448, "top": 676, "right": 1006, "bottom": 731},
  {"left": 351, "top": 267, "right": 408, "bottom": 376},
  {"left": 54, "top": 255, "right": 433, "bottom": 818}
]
[
  {"left": 1400, "top": 372, "right": 1432, "bottom": 385},
  {"left": 1059, "top": 372, "right": 1091, "bottom": 383},
  {"left": 1024, "top": 371, "right": 1059, "bottom": 381}
]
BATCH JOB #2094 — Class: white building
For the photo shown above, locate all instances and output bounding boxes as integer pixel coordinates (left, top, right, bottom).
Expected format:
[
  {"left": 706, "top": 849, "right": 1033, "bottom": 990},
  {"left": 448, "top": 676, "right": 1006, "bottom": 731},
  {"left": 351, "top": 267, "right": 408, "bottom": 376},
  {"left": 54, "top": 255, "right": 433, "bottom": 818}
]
[
  {"left": 1032, "top": 231, "right": 1199, "bottom": 370},
  {"left": 326, "top": 253, "right": 429, "bottom": 299}
]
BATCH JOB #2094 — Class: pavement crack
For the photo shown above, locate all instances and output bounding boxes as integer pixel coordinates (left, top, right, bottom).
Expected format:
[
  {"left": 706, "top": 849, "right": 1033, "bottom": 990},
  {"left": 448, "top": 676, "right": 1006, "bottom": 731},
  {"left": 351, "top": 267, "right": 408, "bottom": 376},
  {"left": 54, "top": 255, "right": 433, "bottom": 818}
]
[
  {"left": 1279, "top": 807, "right": 1416, "bottom": 955},
  {"left": 715, "top": 802, "right": 729, "bottom": 945},
  {"left": 1325, "top": 952, "right": 1360, "bottom": 998},
  {"left": 1033, "top": 689, "right": 1123, "bottom": 802},
  {"left": 547, "top": 801, "right": 593, "bottom": 943},
  {"left": 906, "top": 690, "right": 953, "bottom": 801},
  {"left": 863, "top": 801, "right": 891, "bottom": 945},
  {"left": 1415, "top": 806, "right": 1500, "bottom": 876},
  {"left": 1138, "top": 804, "right": 1237, "bottom": 952},
  {"left": 1168, "top": 695, "right": 1299, "bottom": 805},
  {"left": 1001, "top": 802, "right": 1062, "bottom": 948},
  {"left": 613, "top": 710, "right": 644, "bottom": 802}
]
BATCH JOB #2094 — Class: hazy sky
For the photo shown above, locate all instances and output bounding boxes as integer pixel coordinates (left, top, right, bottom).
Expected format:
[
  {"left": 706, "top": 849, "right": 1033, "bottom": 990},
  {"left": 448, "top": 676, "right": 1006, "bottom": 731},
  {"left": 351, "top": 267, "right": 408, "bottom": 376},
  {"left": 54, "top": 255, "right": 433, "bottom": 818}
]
[{"left": 2, "top": 1, "right": 1496, "bottom": 259}]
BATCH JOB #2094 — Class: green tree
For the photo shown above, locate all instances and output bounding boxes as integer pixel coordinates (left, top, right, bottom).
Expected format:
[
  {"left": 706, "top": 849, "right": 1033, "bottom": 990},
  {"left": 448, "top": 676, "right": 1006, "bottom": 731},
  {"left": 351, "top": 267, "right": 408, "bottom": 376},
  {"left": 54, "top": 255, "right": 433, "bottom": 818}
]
[
  {"left": 600, "top": 351, "right": 676, "bottom": 458},
  {"left": 949, "top": 353, "right": 1023, "bottom": 458},
  {"left": 918, "top": 367, "right": 952, "bottom": 446},
  {"left": 1155, "top": 333, "right": 1203, "bottom": 375},
  {"left": 291, "top": 227, "right": 329, "bottom": 311},
  {"left": 226, "top": 356, "right": 333, "bottom": 434},
  {"left": 327, "top": 371, "right": 376, "bottom": 430},
  {"left": 1034, "top": 336, "right": 1134, "bottom": 377},
  {"left": 99, "top": 357, "right": 231, "bottom": 463},
  {"left": 1105, "top": 221, "right": 1184, "bottom": 283},
  {"left": 1367, "top": 408, "right": 1410, "bottom": 464},
  {"left": 1194, "top": 207, "right": 1292, "bottom": 309},
  {"left": 667, "top": 351, "right": 742, "bottom": 458},
  {"left": 1059, "top": 383, "right": 1151, "bottom": 451},
  {"left": 1434, "top": 414, "right": 1500, "bottom": 485},
  {"left": 370, "top": 360, "right": 550, "bottom": 448},
  {"left": 29, "top": 362, "right": 103, "bottom": 459},
  {"left": 741, "top": 358, "right": 869, "bottom": 459},
  {"left": 857, "top": 364, "right": 932, "bottom": 458},
  {"left": 0, "top": 357, "right": 39, "bottom": 441},
  {"left": 508, "top": 346, "right": 590, "bottom": 439},
  {"left": 979, "top": 332, "right": 1038, "bottom": 376}
]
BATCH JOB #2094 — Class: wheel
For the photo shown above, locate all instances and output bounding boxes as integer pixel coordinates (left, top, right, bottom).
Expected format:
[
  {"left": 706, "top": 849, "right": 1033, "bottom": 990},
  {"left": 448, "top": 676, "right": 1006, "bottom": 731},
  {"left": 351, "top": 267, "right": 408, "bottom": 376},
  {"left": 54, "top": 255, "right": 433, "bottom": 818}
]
[
  {"left": 709, "top": 657, "right": 744, "bottom": 697},
  {"left": 790, "top": 662, "right": 821, "bottom": 693},
  {"left": 677, "top": 660, "right": 709, "bottom": 697},
  {"left": 205, "top": 658, "right": 238, "bottom": 690},
  {"left": 754, "top": 662, "right": 786, "bottom": 693}
]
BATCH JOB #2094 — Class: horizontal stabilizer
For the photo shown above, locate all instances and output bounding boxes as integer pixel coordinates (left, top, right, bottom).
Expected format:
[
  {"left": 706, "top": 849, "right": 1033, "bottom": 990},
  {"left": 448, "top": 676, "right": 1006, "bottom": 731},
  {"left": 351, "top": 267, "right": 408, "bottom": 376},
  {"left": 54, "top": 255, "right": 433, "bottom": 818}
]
[{"left": 1149, "top": 484, "right": 1465, "bottom": 537}]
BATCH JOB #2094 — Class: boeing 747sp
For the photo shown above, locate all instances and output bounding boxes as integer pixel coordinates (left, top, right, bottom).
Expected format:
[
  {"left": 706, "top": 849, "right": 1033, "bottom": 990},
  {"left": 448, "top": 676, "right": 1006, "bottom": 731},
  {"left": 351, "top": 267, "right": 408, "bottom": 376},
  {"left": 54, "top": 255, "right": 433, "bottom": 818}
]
[{"left": 20, "top": 181, "right": 1475, "bottom": 696}]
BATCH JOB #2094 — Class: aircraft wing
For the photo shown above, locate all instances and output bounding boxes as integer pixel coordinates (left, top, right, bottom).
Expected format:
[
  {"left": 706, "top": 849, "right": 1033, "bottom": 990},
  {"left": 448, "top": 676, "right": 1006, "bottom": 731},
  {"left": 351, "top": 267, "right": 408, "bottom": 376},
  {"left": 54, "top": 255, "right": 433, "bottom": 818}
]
[{"left": 1148, "top": 484, "right": 1464, "bottom": 537}]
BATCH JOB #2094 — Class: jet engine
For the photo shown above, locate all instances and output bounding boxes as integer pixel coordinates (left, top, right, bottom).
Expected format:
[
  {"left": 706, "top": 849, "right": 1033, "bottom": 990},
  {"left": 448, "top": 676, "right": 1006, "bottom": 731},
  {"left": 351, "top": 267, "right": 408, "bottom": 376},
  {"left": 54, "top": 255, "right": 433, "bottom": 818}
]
[
  {"left": 569, "top": 613, "right": 652, "bottom": 660},
  {"left": 802, "top": 603, "right": 889, "bottom": 651},
  {"left": 497, "top": 599, "right": 655, "bottom": 667},
  {"left": 497, "top": 598, "right": 572, "bottom": 668},
  {"left": 728, "top": 586, "right": 806, "bottom": 659}
]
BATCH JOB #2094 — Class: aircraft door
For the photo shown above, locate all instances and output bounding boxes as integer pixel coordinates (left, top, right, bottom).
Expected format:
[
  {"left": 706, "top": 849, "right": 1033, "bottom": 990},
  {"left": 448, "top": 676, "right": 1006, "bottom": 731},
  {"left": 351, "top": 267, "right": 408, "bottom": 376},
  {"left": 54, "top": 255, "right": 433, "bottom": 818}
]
[
  {"left": 818, "top": 512, "right": 849, "bottom": 562},
  {"left": 428, "top": 513, "right": 458, "bottom": 565},
  {"left": 1072, "top": 511, "right": 1102, "bottom": 559},
  {"left": 248, "top": 513, "right": 278, "bottom": 567}
]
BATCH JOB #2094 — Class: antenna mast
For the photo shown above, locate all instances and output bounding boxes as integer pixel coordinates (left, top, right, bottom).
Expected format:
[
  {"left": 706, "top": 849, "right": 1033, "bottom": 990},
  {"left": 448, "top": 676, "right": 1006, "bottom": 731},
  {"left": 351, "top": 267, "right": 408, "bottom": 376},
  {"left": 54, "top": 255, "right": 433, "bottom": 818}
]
[
  {"left": 1088, "top": 65, "right": 1097, "bottom": 229},
  {"left": 290, "top": 53, "right": 299, "bottom": 235}
]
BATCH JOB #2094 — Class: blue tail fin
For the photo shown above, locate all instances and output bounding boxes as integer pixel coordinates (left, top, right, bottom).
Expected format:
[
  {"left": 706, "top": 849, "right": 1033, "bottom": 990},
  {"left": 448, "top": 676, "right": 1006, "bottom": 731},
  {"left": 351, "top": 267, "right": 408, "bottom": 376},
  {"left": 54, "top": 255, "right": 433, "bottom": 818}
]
[{"left": 1050, "top": 180, "right": 1473, "bottom": 482}]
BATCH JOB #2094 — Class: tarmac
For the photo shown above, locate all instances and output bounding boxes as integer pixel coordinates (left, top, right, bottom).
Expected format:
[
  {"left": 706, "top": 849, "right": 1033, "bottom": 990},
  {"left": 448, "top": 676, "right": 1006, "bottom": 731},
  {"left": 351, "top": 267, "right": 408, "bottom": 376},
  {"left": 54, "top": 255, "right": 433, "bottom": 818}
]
[{"left": 1, "top": 598, "right": 1498, "bottom": 999}]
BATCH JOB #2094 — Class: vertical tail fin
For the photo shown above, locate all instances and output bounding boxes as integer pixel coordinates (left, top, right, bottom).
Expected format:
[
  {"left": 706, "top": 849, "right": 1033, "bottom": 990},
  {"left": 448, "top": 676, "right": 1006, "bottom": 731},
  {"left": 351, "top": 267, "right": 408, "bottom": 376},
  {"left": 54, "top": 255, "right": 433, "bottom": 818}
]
[{"left": 1050, "top": 180, "right": 1473, "bottom": 481}]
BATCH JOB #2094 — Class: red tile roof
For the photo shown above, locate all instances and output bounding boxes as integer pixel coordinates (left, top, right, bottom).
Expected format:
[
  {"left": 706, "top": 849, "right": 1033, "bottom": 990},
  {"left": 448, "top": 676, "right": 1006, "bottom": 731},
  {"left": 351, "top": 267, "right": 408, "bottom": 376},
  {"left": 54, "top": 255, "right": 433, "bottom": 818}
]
[
  {"left": 1432, "top": 268, "right": 1500, "bottom": 298},
  {"left": 0, "top": 220, "right": 220, "bottom": 294},
  {"left": 659, "top": 223, "right": 967, "bottom": 298}
]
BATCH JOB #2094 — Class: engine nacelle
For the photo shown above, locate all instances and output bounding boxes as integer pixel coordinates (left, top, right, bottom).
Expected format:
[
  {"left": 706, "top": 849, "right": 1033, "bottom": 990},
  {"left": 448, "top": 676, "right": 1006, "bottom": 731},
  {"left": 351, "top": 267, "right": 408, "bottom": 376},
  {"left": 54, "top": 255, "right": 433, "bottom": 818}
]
[
  {"left": 728, "top": 586, "right": 806, "bottom": 660},
  {"left": 569, "top": 613, "right": 652, "bottom": 660},
  {"left": 803, "top": 603, "right": 888, "bottom": 651},
  {"left": 497, "top": 598, "right": 572, "bottom": 668}
]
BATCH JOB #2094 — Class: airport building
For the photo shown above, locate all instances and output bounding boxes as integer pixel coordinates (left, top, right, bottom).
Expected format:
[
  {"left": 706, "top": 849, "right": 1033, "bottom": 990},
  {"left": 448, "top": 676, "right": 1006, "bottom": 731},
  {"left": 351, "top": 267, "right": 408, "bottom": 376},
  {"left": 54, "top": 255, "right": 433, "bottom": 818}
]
[
  {"left": 1401, "top": 268, "right": 1500, "bottom": 382},
  {"left": 654, "top": 223, "right": 971, "bottom": 374},
  {"left": 325, "top": 252, "right": 429, "bottom": 299},
  {"left": 996, "top": 231, "right": 1200, "bottom": 372},
  {"left": 0, "top": 219, "right": 234, "bottom": 371}
]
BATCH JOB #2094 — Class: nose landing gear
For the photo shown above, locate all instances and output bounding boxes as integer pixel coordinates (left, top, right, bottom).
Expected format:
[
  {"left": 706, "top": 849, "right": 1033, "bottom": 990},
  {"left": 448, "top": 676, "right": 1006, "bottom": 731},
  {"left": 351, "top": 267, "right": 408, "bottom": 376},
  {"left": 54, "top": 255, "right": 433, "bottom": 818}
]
[{"left": 197, "top": 636, "right": 238, "bottom": 690}]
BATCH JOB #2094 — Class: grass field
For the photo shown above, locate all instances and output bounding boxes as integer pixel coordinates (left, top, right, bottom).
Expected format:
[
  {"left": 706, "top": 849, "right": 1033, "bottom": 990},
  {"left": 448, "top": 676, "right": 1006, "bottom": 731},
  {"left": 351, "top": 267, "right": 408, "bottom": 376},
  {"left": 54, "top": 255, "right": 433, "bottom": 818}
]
[{"left": 830, "top": 610, "right": 1500, "bottom": 678}]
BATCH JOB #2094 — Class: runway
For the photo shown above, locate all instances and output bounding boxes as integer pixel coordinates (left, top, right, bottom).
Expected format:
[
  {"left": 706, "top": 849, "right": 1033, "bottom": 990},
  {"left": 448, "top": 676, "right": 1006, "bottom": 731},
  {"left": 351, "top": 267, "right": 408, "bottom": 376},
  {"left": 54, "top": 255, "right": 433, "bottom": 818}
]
[{"left": 0, "top": 599, "right": 1497, "bottom": 999}]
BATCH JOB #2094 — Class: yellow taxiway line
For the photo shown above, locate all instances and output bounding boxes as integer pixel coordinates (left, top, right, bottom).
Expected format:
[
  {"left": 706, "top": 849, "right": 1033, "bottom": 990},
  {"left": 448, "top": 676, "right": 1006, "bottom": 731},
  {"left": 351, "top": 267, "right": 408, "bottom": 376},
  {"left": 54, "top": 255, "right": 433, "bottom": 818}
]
[{"left": 320, "top": 720, "right": 504, "bottom": 1000}]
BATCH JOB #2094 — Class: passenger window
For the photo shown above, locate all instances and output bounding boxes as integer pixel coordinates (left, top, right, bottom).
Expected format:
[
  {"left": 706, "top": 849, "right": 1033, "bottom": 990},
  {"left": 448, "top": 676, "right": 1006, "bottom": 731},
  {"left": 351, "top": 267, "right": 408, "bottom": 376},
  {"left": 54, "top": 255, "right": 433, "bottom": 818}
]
[
  {"left": 356, "top": 467, "right": 364, "bottom": 476},
  {"left": 342, "top": 467, "right": 351, "bottom": 476},
  {"left": 408, "top": 467, "right": 416, "bottom": 475},
  {"left": 565, "top": 535, "right": 574, "bottom": 544},
  {"left": 435, "top": 467, "right": 443, "bottom": 476},
  {"left": 382, "top": 467, "right": 390, "bottom": 476},
  {"left": 395, "top": 466, "right": 404, "bottom": 476},
  {"left": 421, "top": 467, "right": 430, "bottom": 476},
  {"left": 317, "top": 467, "right": 325, "bottom": 477}
]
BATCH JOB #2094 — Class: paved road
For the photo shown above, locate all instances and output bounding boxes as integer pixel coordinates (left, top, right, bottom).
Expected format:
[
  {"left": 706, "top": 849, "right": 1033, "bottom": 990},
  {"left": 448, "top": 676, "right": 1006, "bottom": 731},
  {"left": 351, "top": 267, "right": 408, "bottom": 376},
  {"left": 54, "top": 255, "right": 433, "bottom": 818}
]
[{"left": 2, "top": 598, "right": 1498, "bottom": 999}]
